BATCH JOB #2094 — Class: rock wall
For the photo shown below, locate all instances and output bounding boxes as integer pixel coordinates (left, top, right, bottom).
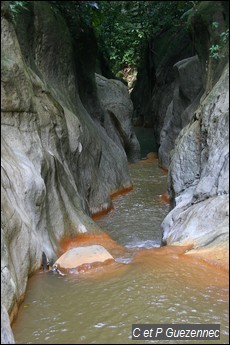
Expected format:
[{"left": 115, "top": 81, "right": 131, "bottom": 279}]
[
  {"left": 188, "top": 0, "right": 229, "bottom": 92},
  {"left": 131, "top": 1, "right": 229, "bottom": 266},
  {"left": 159, "top": 2, "right": 229, "bottom": 266},
  {"left": 158, "top": 55, "right": 203, "bottom": 169},
  {"left": 1, "top": 305, "right": 15, "bottom": 345},
  {"left": 131, "top": 1, "right": 228, "bottom": 171},
  {"left": 1, "top": 1, "right": 139, "bottom": 341},
  {"left": 131, "top": 28, "right": 193, "bottom": 132},
  {"left": 161, "top": 63, "right": 229, "bottom": 265},
  {"left": 96, "top": 74, "right": 140, "bottom": 163}
]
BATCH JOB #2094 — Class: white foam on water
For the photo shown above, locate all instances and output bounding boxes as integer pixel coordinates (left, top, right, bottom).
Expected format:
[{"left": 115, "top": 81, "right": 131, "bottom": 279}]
[{"left": 125, "top": 239, "right": 160, "bottom": 249}]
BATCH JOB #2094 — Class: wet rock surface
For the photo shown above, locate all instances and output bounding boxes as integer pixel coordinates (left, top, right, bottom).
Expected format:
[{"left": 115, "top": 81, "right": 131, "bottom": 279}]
[{"left": 55, "top": 245, "right": 114, "bottom": 271}]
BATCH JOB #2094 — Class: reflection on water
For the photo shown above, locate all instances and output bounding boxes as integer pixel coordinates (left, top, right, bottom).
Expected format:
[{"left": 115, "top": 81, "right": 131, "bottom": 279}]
[{"left": 12, "top": 159, "right": 229, "bottom": 344}]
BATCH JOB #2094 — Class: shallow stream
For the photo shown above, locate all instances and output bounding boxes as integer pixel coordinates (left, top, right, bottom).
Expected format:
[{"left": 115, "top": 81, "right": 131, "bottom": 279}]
[{"left": 12, "top": 129, "right": 229, "bottom": 344}]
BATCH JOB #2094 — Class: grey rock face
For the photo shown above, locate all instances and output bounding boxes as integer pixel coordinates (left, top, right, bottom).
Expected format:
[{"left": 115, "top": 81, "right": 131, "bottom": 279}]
[
  {"left": 162, "top": 64, "right": 229, "bottom": 252},
  {"left": 96, "top": 74, "right": 140, "bottom": 163},
  {"left": 131, "top": 28, "right": 193, "bottom": 131},
  {"left": 1, "top": 2, "right": 135, "bottom": 340},
  {"left": 1, "top": 305, "right": 15, "bottom": 344},
  {"left": 158, "top": 55, "right": 203, "bottom": 169},
  {"left": 162, "top": 195, "right": 229, "bottom": 248}
]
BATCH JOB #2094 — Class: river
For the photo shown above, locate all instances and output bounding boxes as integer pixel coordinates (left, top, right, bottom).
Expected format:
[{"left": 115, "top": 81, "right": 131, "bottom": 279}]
[{"left": 12, "top": 128, "right": 229, "bottom": 344}]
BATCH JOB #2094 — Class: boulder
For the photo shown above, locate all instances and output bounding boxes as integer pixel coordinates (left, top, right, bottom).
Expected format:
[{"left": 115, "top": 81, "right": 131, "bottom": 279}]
[
  {"left": 96, "top": 74, "right": 140, "bottom": 163},
  {"left": 55, "top": 245, "right": 114, "bottom": 270}
]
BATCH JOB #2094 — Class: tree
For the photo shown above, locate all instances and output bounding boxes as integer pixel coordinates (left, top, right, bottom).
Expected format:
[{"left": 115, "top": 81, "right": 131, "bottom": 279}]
[{"left": 9, "top": 1, "right": 199, "bottom": 73}]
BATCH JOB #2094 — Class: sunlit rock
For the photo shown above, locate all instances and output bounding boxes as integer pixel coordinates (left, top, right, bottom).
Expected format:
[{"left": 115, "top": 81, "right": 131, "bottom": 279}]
[
  {"left": 1, "top": 1, "right": 132, "bottom": 340},
  {"left": 55, "top": 245, "right": 114, "bottom": 270},
  {"left": 162, "top": 64, "right": 229, "bottom": 268}
]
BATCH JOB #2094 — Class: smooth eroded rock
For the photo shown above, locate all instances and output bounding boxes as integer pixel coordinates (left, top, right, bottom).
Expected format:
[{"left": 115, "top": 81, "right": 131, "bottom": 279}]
[
  {"left": 1, "top": 304, "right": 15, "bottom": 344},
  {"left": 96, "top": 73, "right": 140, "bottom": 163},
  {"left": 161, "top": 64, "right": 229, "bottom": 267},
  {"left": 55, "top": 245, "right": 114, "bottom": 269},
  {"left": 1, "top": 1, "right": 133, "bottom": 336}
]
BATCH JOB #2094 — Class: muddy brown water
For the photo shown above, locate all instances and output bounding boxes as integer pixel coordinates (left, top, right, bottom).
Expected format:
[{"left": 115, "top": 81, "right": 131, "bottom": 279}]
[{"left": 12, "top": 139, "right": 229, "bottom": 344}]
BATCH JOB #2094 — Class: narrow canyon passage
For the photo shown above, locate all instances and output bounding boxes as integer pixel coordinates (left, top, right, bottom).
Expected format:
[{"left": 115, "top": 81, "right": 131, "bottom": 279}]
[
  {"left": 2, "top": 2, "right": 229, "bottom": 344},
  {"left": 12, "top": 130, "right": 228, "bottom": 344}
]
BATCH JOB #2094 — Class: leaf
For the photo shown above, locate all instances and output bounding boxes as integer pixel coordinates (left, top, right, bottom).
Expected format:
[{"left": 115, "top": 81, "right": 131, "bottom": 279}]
[{"left": 211, "top": 21, "right": 219, "bottom": 29}]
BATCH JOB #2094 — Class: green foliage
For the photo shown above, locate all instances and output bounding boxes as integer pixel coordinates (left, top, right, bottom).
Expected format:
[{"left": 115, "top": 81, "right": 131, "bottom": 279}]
[
  {"left": 49, "top": 1, "right": 103, "bottom": 37},
  {"left": 209, "top": 44, "right": 223, "bottom": 60},
  {"left": 8, "top": 1, "right": 200, "bottom": 73},
  {"left": 209, "top": 21, "right": 229, "bottom": 60},
  {"left": 220, "top": 29, "right": 229, "bottom": 44},
  {"left": 211, "top": 21, "right": 219, "bottom": 29},
  {"left": 9, "top": 1, "right": 29, "bottom": 20},
  {"left": 96, "top": 1, "right": 198, "bottom": 73},
  {"left": 48, "top": 1, "right": 198, "bottom": 74}
]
